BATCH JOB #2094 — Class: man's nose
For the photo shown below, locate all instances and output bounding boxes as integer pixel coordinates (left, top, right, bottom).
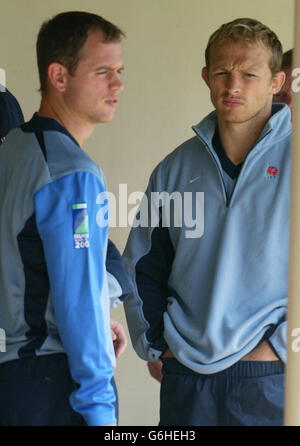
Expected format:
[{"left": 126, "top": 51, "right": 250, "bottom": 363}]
[
  {"left": 225, "top": 74, "right": 241, "bottom": 94},
  {"left": 110, "top": 72, "right": 124, "bottom": 92}
]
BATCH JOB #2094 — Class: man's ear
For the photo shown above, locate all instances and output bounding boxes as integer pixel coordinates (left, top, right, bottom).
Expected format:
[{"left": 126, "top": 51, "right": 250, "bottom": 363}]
[
  {"left": 271, "top": 70, "right": 286, "bottom": 95},
  {"left": 47, "top": 62, "right": 68, "bottom": 93},
  {"left": 202, "top": 67, "right": 210, "bottom": 87}
]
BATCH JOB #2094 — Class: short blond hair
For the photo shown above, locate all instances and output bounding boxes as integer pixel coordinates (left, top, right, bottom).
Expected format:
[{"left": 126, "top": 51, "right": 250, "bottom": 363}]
[{"left": 205, "top": 18, "right": 283, "bottom": 75}]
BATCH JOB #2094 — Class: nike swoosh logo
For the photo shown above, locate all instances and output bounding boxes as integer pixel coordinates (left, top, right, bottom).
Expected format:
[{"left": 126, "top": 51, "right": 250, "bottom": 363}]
[{"left": 189, "top": 176, "right": 201, "bottom": 183}]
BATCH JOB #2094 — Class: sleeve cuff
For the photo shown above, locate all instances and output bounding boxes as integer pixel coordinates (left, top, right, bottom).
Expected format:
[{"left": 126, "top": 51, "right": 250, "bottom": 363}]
[{"left": 85, "top": 412, "right": 117, "bottom": 426}]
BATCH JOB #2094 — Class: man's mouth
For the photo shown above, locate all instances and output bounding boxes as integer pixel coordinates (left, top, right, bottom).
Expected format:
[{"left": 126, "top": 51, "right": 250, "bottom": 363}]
[
  {"left": 222, "top": 98, "right": 244, "bottom": 107},
  {"left": 105, "top": 98, "right": 119, "bottom": 106}
]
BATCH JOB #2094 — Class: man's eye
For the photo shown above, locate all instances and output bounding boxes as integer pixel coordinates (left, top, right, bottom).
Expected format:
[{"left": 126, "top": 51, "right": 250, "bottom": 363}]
[{"left": 246, "top": 73, "right": 256, "bottom": 77}]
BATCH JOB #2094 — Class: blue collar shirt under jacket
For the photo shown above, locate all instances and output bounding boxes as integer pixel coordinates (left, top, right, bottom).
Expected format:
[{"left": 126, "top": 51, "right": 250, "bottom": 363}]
[
  {"left": 0, "top": 113, "right": 116, "bottom": 426},
  {"left": 123, "top": 103, "right": 291, "bottom": 373}
]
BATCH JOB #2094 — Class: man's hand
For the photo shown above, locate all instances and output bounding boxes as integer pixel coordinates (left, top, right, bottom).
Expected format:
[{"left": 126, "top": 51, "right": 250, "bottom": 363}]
[
  {"left": 110, "top": 318, "right": 127, "bottom": 359},
  {"left": 241, "top": 340, "right": 279, "bottom": 361},
  {"left": 147, "top": 361, "right": 163, "bottom": 383}
]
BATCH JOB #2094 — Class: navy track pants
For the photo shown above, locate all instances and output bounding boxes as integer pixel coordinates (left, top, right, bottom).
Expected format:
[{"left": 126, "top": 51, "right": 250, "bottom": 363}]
[
  {"left": 0, "top": 353, "right": 118, "bottom": 426},
  {"left": 160, "top": 358, "right": 284, "bottom": 426}
]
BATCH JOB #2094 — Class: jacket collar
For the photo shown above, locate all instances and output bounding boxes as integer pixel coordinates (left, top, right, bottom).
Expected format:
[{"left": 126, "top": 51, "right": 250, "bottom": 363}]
[{"left": 192, "top": 103, "right": 292, "bottom": 150}]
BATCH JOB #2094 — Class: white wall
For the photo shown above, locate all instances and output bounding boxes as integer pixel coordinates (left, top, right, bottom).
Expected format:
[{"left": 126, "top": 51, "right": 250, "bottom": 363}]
[{"left": 0, "top": 0, "right": 294, "bottom": 425}]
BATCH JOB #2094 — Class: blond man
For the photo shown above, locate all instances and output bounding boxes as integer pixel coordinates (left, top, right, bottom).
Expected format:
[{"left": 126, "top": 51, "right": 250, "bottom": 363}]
[{"left": 124, "top": 18, "right": 288, "bottom": 426}]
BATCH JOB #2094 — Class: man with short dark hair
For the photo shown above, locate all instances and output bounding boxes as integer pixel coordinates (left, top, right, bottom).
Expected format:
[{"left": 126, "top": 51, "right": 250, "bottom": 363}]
[
  {"left": 0, "top": 11, "right": 125, "bottom": 426},
  {"left": 124, "top": 18, "right": 289, "bottom": 426}
]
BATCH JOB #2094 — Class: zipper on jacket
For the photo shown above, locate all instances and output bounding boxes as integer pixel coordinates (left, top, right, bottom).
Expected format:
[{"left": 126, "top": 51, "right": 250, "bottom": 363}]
[
  {"left": 194, "top": 128, "right": 273, "bottom": 208},
  {"left": 222, "top": 128, "right": 273, "bottom": 206},
  {"left": 194, "top": 135, "right": 229, "bottom": 207}
]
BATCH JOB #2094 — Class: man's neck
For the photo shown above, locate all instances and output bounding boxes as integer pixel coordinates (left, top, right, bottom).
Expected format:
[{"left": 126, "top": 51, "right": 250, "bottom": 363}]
[
  {"left": 217, "top": 110, "right": 272, "bottom": 166},
  {"left": 38, "top": 97, "right": 94, "bottom": 147}
]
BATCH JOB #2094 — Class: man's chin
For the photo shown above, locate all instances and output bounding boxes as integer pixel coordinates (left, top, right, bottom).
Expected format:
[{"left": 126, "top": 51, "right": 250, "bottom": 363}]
[
  {"left": 217, "top": 108, "right": 249, "bottom": 124},
  {"left": 94, "top": 113, "right": 116, "bottom": 124}
]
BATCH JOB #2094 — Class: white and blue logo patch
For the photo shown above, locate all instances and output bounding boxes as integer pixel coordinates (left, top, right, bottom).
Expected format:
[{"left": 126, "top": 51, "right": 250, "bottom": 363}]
[{"left": 72, "top": 203, "right": 90, "bottom": 249}]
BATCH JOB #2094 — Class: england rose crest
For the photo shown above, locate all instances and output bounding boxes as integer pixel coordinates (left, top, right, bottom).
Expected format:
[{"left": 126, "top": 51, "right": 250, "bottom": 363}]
[{"left": 266, "top": 166, "right": 278, "bottom": 179}]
